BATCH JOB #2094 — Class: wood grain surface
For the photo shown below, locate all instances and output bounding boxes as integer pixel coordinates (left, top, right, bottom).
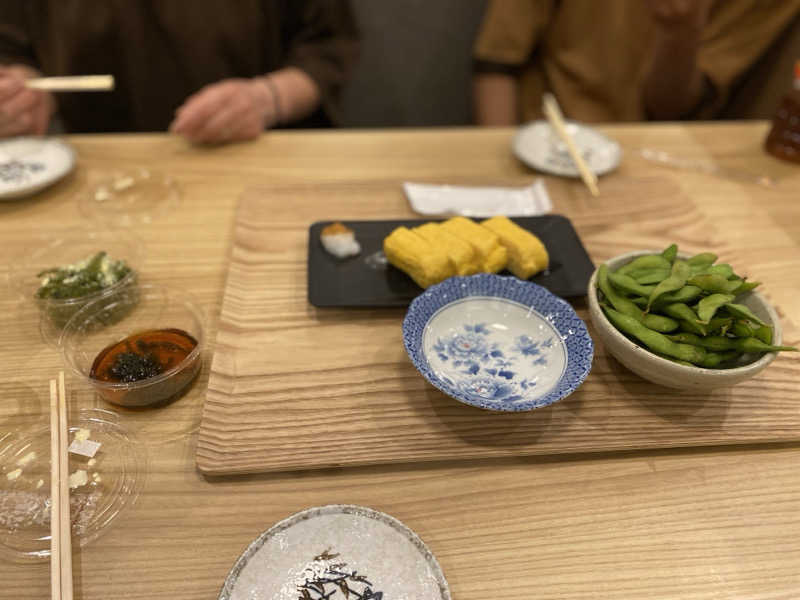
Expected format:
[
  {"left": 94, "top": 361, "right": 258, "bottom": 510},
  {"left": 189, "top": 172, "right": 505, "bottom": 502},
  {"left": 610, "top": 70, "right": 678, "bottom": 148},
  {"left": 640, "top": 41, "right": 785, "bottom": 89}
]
[
  {"left": 196, "top": 176, "right": 800, "bottom": 475},
  {"left": 2, "top": 124, "right": 800, "bottom": 600}
]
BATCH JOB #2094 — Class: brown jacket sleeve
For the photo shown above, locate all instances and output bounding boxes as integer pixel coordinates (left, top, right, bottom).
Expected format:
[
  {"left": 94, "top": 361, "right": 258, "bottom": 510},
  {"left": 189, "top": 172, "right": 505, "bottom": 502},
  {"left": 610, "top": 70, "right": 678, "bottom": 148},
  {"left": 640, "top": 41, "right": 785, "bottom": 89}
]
[
  {"left": 0, "top": 3, "right": 37, "bottom": 67},
  {"left": 696, "top": 0, "right": 800, "bottom": 117},
  {"left": 280, "top": 0, "right": 359, "bottom": 125},
  {"left": 473, "top": 0, "right": 553, "bottom": 72}
]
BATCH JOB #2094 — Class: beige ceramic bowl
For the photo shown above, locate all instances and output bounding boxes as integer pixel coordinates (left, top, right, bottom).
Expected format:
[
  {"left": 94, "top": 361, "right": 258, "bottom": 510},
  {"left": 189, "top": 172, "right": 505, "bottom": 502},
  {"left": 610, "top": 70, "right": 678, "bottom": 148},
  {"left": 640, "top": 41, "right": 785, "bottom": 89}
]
[{"left": 587, "top": 250, "right": 782, "bottom": 390}]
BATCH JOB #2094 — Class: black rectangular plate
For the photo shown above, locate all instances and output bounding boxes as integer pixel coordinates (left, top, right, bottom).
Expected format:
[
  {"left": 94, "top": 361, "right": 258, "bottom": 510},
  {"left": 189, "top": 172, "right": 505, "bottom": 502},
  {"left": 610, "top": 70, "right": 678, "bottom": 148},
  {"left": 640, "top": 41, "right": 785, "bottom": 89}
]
[{"left": 308, "top": 215, "right": 593, "bottom": 307}]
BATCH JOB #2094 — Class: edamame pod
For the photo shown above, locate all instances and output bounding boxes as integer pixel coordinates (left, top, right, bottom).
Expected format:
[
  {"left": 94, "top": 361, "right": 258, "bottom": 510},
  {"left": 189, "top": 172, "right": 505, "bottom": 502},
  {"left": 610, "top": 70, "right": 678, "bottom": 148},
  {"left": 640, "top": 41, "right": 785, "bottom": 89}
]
[
  {"left": 602, "top": 305, "right": 707, "bottom": 363},
  {"left": 754, "top": 325, "right": 773, "bottom": 345},
  {"left": 724, "top": 303, "right": 767, "bottom": 327},
  {"left": 656, "top": 354, "right": 695, "bottom": 367},
  {"left": 707, "top": 264, "right": 734, "bottom": 279},
  {"left": 647, "top": 260, "right": 690, "bottom": 311},
  {"left": 668, "top": 333, "right": 737, "bottom": 352},
  {"left": 608, "top": 272, "right": 656, "bottom": 297},
  {"left": 678, "top": 319, "right": 708, "bottom": 336},
  {"left": 597, "top": 264, "right": 636, "bottom": 314},
  {"left": 696, "top": 293, "right": 735, "bottom": 323},
  {"left": 617, "top": 254, "right": 671, "bottom": 276},
  {"left": 707, "top": 317, "right": 733, "bottom": 335},
  {"left": 732, "top": 281, "right": 760, "bottom": 295},
  {"left": 630, "top": 268, "right": 671, "bottom": 284},
  {"left": 697, "top": 350, "right": 741, "bottom": 368},
  {"left": 661, "top": 244, "right": 678, "bottom": 264},
  {"left": 734, "top": 337, "right": 797, "bottom": 353},
  {"left": 687, "top": 252, "right": 717, "bottom": 267},
  {"left": 723, "top": 278, "right": 744, "bottom": 294},
  {"left": 662, "top": 303, "right": 703, "bottom": 329},
  {"left": 687, "top": 273, "right": 731, "bottom": 294},
  {"left": 731, "top": 320, "right": 755, "bottom": 338},
  {"left": 597, "top": 265, "right": 678, "bottom": 333},
  {"left": 652, "top": 285, "right": 703, "bottom": 307},
  {"left": 642, "top": 314, "right": 680, "bottom": 333}
]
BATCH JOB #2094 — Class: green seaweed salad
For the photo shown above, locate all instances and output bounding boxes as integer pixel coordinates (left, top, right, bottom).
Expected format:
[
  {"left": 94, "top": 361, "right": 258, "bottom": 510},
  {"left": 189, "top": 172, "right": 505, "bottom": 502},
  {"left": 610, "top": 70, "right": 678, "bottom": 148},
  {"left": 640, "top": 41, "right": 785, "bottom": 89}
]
[
  {"left": 36, "top": 251, "right": 133, "bottom": 300},
  {"left": 596, "top": 244, "right": 797, "bottom": 369}
]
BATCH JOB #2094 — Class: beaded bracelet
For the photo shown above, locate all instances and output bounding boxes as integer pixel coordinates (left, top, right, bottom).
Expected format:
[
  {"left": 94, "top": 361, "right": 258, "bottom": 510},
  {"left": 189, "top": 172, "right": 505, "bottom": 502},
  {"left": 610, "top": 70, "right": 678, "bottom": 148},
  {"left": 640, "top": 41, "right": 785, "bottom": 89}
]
[{"left": 260, "top": 76, "right": 284, "bottom": 126}]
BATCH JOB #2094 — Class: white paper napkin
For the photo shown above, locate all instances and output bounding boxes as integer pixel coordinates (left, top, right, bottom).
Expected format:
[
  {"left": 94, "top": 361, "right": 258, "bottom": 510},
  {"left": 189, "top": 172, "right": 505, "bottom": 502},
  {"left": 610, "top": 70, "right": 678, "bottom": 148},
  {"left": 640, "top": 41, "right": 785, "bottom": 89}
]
[{"left": 403, "top": 179, "right": 552, "bottom": 217}]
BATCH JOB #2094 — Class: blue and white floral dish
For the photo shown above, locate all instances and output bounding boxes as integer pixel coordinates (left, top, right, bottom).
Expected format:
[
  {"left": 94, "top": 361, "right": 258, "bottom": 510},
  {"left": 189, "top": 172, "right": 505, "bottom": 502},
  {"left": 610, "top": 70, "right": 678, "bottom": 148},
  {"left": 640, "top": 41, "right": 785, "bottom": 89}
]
[{"left": 403, "top": 274, "right": 593, "bottom": 412}]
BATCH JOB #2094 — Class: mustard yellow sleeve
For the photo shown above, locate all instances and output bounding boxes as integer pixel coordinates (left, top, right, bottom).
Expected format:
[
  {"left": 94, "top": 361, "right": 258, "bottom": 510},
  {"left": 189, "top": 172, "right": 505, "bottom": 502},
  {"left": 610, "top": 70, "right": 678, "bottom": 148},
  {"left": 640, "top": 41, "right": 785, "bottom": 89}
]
[
  {"left": 696, "top": 0, "right": 800, "bottom": 115},
  {"left": 473, "top": 0, "right": 553, "bottom": 67}
]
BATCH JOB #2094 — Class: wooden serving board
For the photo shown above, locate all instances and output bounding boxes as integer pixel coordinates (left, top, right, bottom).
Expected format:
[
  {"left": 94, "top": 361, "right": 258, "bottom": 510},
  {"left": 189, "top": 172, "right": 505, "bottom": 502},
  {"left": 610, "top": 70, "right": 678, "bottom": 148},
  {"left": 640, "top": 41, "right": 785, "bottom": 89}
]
[{"left": 196, "top": 177, "right": 800, "bottom": 475}]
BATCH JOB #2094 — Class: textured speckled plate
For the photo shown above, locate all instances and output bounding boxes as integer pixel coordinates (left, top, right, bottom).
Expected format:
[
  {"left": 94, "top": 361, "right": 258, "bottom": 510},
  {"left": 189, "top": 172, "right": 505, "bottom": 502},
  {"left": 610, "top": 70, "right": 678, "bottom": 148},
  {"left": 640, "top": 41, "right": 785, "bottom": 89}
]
[
  {"left": 219, "top": 505, "right": 450, "bottom": 600},
  {"left": 403, "top": 274, "right": 593, "bottom": 412}
]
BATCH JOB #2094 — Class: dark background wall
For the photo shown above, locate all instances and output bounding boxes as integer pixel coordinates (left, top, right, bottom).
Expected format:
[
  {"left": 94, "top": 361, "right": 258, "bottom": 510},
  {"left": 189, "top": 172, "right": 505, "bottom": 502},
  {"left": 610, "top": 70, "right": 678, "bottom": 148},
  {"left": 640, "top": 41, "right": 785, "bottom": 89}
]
[{"left": 341, "top": 0, "right": 487, "bottom": 127}]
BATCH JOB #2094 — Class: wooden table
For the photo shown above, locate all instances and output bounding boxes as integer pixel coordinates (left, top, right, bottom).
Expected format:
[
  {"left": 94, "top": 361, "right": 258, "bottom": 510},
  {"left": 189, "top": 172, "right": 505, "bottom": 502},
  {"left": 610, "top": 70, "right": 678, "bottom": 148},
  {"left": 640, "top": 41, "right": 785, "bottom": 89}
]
[{"left": 2, "top": 123, "right": 800, "bottom": 599}]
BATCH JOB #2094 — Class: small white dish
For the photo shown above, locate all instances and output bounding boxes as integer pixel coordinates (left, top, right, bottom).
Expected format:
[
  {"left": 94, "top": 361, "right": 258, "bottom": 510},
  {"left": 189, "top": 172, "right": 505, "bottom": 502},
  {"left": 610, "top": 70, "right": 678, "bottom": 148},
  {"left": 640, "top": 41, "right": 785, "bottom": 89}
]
[
  {"left": 219, "top": 505, "right": 450, "bottom": 600},
  {"left": 0, "top": 137, "right": 75, "bottom": 200},
  {"left": 513, "top": 120, "right": 621, "bottom": 177}
]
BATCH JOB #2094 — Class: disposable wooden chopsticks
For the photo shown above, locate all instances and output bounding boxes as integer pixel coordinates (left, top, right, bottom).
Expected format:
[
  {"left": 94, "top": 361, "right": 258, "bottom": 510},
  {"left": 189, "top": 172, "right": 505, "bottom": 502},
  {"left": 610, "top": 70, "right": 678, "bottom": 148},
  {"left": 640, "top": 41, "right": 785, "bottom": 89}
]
[
  {"left": 49, "top": 380, "right": 60, "bottom": 600},
  {"left": 26, "top": 75, "right": 114, "bottom": 92},
  {"left": 542, "top": 92, "right": 599, "bottom": 197},
  {"left": 50, "top": 372, "right": 73, "bottom": 600}
]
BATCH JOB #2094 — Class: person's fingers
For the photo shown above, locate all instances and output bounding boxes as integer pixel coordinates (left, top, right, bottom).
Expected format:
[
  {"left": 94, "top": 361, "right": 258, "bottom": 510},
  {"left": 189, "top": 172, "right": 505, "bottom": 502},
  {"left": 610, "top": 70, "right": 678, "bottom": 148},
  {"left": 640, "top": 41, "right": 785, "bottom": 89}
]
[
  {"left": 0, "top": 75, "right": 24, "bottom": 102},
  {"left": 186, "top": 108, "right": 263, "bottom": 145},
  {"left": 0, "top": 88, "right": 41, "bottom": 122},
  {"left": 234, "top": 119, "right": 264, "bottom": 141},
  {"left": 170, "top": 83, "right": 236, "bottom": 135},
  {"left": 223, "top": 112, "right": 265, "bottom": 143},
  {"left": 185, "top": 96, "right": 252, "bottom": 144}
]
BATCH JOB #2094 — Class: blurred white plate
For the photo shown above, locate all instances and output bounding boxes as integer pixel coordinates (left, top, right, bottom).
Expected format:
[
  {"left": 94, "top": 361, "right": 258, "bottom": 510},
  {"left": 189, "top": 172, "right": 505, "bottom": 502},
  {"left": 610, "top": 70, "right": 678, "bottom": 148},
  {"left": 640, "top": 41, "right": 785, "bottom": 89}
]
[
  {"left": 0, "top": 137, "right": 75, "bottom": 200},
  {"left": 513, "top": 120, "right": 621, "bottom": 177}
]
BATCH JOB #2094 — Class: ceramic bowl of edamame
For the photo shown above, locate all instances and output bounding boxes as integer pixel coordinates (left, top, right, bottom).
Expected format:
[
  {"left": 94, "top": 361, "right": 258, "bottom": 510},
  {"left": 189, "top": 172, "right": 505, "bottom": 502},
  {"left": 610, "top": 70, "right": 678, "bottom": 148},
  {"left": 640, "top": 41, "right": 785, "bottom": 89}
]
[{"left": 587, "top": 248, "right": 793, "bottom": 390}]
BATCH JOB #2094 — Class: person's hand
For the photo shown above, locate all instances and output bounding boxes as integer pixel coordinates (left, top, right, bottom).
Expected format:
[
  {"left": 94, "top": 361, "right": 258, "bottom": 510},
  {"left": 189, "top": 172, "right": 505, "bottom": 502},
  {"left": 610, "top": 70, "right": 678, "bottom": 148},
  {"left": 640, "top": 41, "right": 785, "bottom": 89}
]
[
  {"left": 0, "top": 65, "right": 55, "bottom": 137},
  {"left": 169, "top": 78, "right": 278, "bottom": 145},
  {"left": 646, "top": 0, "right": 714, "bottom": 32}
]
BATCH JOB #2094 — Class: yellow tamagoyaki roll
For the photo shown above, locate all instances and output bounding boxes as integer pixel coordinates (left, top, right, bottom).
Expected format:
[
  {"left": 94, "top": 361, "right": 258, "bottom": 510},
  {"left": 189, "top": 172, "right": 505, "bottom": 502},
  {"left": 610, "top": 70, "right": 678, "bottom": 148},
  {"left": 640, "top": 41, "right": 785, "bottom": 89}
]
[
  {"left": 440, "top": 216, "right": 508, "bottom": 273},
  {"left": 383, "top": 226, "right": 454, "bottom": 288},
  {"left": 413, "top": 222, "right": 480, "bottom": 276},
  {"left": 481, "top": 216, "right": 549, "bottom": 279}
]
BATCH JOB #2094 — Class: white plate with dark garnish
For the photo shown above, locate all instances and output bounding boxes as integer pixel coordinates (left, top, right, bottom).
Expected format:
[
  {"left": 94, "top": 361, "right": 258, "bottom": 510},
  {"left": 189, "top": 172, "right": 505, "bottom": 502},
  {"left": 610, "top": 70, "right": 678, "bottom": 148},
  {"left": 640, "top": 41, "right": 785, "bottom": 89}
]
[
  {"left": 219, "top": 505, "right": 450, "bottom": 600},
  {"left": 0, "top": 137, "right": 75, "bottom": 200}
]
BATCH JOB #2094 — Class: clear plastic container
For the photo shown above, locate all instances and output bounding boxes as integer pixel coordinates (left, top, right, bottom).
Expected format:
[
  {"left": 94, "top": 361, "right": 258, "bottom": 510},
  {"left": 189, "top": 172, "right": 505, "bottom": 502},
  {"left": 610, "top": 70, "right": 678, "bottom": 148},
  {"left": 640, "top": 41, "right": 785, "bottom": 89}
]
[
  {"left": 60, "top": 284, "right": 205, "bottom": 408},
  {"left": 77, "top": 166, "right": 181, "bottom": 227},
  {"left": 0, "top": 408, "right": 146, "bottom": 563},
  {"left": 8, "top": 227, "right": 143, "bottom": 343}
]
